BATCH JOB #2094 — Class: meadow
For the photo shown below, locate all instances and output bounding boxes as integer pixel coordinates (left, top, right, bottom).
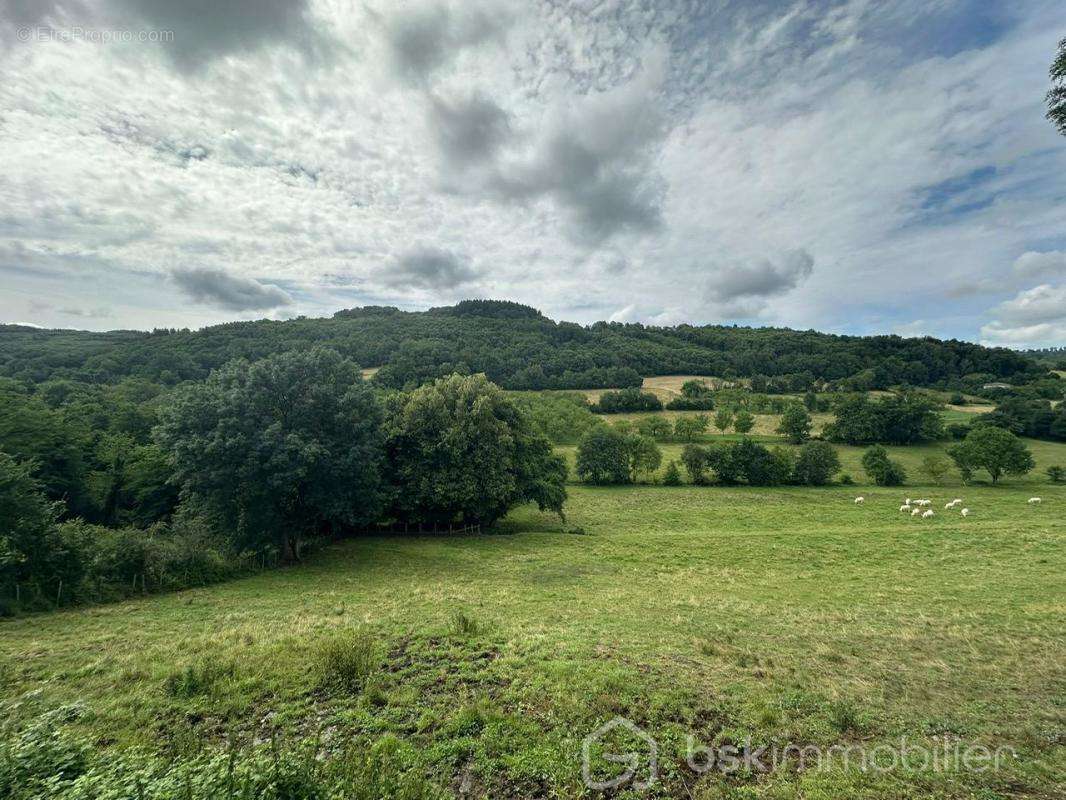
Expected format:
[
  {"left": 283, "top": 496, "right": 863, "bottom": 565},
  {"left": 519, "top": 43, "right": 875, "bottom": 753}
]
[{"left": 2, "top": 427, "right": 1064, "bottom": 797}]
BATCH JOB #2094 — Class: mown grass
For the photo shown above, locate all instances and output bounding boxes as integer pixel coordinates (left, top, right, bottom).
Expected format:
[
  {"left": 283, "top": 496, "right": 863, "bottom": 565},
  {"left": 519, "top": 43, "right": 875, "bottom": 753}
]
[{"left": 1, "top": 476, "right": 1063, "bottom": 797}]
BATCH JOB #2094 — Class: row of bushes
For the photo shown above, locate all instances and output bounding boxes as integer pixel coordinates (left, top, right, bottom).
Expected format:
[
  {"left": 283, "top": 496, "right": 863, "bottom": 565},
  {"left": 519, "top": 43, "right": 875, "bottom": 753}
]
[{"left": 677, "top": 440, "right": 842, "bottom": 486}]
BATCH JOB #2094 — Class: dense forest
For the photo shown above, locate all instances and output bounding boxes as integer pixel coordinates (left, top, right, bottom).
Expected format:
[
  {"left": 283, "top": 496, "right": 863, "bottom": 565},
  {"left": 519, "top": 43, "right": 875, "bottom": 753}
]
[{"left": 0, "top": 299, "right": 1048, "bottom": 392}]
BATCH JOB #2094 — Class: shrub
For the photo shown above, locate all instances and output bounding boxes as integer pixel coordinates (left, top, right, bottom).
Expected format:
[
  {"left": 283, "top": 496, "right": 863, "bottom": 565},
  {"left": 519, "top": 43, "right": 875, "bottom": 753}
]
[
  {"left": 704, "top": 443, "right": 740, "bottom": 484},
  {"left": 680, "top": 444, "right": 709, "bottom": 485},
  {"left": 666, "top": 396, "right": 715, "bottom": 411},
  {"left": 164, "top": 660, "right": 235, "bottom": 699},
  {"left": 861, "top": 446, "right": 907, "bottom": 486},
  {"left": 730, "top": 440, "right": 791, "bottom": 485},
  {"left": 575, "top": 428, "right": 631, "bottom": 484},
  {"left": 662, "top": 460, "right": 682, "bottom": 486},
  {"left": 839, "top": 473, "right": 854, "bottom": 485},
  {"left": 449, "top": 610, "right": 482, "bottom": 637},
  {"left": 591, "top": 388, "right": 662, "bottom": 414},
  {"left": 1048, "top": 465, "right": 1065, "bottom": 483},
  {"left": 792, "top": 441, "right": 841, "bottom": 486},
  {"left": 316, "top": 630, "right": 381, "bottom": 692}
]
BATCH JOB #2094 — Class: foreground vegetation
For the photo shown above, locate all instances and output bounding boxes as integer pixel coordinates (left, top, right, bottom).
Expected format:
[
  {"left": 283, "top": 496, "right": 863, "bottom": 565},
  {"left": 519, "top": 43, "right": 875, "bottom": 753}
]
[{"left": 2, "top": 482, "right": 1063, "bottom": 798}]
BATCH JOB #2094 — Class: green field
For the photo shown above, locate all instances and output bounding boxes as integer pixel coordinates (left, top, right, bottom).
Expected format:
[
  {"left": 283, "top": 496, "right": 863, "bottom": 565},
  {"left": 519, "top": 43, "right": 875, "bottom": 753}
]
[{"left": 2, "top": 464, "right": 1064, "bottom": 797}]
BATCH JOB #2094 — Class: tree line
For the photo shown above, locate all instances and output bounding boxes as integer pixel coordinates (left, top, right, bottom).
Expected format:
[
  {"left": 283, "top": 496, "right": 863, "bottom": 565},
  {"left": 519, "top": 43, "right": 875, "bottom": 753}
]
[
  {"left": 0, "top": 299, "right": 1048, "bottom": 393},
  {"left": 0, "top": 350, "right": 567, "bottom": 613}
]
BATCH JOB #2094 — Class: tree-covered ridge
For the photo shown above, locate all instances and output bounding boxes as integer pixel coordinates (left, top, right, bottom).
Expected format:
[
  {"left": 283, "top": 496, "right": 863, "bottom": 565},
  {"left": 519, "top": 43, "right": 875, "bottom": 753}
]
[{"left": 0, "top": 300, "right": 1046, "bottom": 390}]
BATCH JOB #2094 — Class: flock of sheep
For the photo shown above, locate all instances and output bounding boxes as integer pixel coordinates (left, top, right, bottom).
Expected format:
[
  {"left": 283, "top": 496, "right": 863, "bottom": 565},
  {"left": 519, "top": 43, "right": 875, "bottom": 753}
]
[{"left": 851, "top": 495, "right": 1043, "bottom": 519}]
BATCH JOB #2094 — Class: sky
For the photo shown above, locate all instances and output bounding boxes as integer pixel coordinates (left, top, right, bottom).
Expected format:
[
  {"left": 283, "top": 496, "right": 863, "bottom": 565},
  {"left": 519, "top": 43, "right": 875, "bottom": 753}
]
[{"left": 1, "top": 0, "right": 1065, "bottom": 348}]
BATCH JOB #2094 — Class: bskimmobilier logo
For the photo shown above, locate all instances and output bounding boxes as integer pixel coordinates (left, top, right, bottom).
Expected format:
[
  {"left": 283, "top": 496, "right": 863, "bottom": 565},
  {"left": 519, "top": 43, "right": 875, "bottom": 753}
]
[{"left": 581, "top": 717, "right": 658, "bottom": 791}]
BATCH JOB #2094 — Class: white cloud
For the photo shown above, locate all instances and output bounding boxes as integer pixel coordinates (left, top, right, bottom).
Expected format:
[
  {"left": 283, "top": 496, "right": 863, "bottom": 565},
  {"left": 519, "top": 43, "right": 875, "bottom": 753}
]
[{"left": 980, "top": 283, "right": 1066, "bottom": 347}]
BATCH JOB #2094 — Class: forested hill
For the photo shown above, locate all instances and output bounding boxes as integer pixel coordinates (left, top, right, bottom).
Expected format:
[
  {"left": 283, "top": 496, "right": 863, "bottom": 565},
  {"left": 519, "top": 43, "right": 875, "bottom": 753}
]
[{"left": 0, "top": 299, "right": 1047, "bottom": 391}]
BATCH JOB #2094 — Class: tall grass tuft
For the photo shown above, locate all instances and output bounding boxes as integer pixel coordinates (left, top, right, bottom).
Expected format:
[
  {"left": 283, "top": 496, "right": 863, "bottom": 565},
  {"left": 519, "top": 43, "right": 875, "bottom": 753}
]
[
  {"left": 315, "top": 630, "right": 380, "bottom": 693},
  {"left": 448, "top": 610, "right": 482, "bottom": 637}
]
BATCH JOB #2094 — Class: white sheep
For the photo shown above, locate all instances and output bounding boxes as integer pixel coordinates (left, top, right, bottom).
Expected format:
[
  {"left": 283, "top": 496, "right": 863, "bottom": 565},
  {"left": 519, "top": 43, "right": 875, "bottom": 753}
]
[
  {"left": 1028, "top": 497, "right": 1042, "bottom": 504},
  {"left": 953, "top": 498, "right": 963, "bottom": 505},
  {"left": 911, "top": 507, "right": 922, "bottom": 516},
  {"left": 922, "top": 510, "right": 934, "bottom": 519},
  {"left": 960, "top": 508, "right": 970, "bottom": 517},
  {"left": 905, "top": 498, "right": 912, "bottom": 505},
  {"left": 944, "top": 501, "right": 954, "bottom": 510},
  {"left": 854, "top": 497, "right": 865, "bottom": 504},
  {"left": 900, "top": 504, "right": 911, "bottom": 512}
]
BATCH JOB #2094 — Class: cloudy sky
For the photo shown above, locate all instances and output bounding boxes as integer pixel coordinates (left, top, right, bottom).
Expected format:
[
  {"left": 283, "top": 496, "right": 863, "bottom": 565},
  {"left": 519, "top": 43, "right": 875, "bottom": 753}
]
[{"left": 1, "top": 0, "right": 1065, "bottom": 347}]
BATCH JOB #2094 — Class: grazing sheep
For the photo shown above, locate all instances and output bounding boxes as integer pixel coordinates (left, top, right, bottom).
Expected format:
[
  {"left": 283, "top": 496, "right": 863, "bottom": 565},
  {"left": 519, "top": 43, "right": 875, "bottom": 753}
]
[
  {"left": 916, "top": 499, "right": 930, "bottom": 507},
  {"left": 953, "top": 498, "right": 963, "bottom": 505},
  {"left": 900, "top": 504, "right": 911, "bottom": 512},
  {"left": 922, "top": 510, "right": 935, "bottom": 519},
  {"left": 854, "top": 497, "right": 865, "bottom": 504},
  {"left": 1028, "top": 497, "right": 1042, "bottom": 504},
  {"left": 905, "top": 498, "right": 912, "bottom": 505},
  {"left": 944, "top": 500, "right": 960, "bottom": 510},
  {"left": 960, "top": 508, "right": 970, "bottom": 517},
  {"left": 911, "top": 508, "right": 922, "bottom": 516}
]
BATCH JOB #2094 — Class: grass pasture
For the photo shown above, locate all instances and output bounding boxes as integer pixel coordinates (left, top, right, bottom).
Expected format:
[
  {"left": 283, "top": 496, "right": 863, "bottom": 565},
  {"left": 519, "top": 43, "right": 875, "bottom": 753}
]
[{"left": 2, "top": 478, "right": 1064, "bottom": 798}]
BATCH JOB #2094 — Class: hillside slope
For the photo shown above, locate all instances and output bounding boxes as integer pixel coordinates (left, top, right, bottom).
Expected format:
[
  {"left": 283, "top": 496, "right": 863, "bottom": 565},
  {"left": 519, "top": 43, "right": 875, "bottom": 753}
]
[{"left": 0, "top": 299, "right": 1045, "bottom": 390}]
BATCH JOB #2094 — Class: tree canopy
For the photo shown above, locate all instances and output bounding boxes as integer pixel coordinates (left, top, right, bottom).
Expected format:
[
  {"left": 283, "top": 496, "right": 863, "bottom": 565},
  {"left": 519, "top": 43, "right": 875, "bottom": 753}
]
[
  {"left": 155, "top": 348, "right": 387, "bottom": 560},
  {"left": 948, "top": 427, "right": 1034, "bottom": 484},
  {"left": 384, "top": 374, "right": 566, "bottom": 526}
]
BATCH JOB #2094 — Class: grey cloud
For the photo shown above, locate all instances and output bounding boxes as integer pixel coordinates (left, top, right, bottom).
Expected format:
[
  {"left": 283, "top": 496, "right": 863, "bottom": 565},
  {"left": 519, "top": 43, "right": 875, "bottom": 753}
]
[
  {"left": 482, "top": 49, "right": 669, "bottom": 242},
  {"left": 109, "top": 0, "right": 320, "bottom": 70},
  {"left": 383, "top": 247, "right": 479, "bottom": 291},
  {"left": 1013, "top": 251, "right": 1066, "bottom": 281},
  {"left": 709, "top": 250, "right": 815, "bottom": 301},
  {"left": 586, "top": 249, "right": 629, "bottom": 275},
  {"left": 170, "top": 267, "right": 293, "bottom": 310},
  {"left": 57, "top": 305, "right": 112, "bottom": 318},
  {"left": 383, "top": 1, "right": 511, "bottom": 85},
  {"left": 1, "top": 0, "right": 86, "bottom": 28},
  {"left": 428, "top": 91, "right": 511, "bottom": 167}
]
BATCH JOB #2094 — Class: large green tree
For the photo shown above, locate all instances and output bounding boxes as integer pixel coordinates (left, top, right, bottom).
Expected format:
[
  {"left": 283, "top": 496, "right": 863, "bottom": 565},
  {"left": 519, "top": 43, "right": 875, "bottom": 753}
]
[
  {"left": 156, "top": 349, "right": 386, "bottom": 561},
  {"left": 776, "top": 404, "right": 812, "bottom": 443},
  {"left": 385, "top": 374, "right": 566, "bottom": 526},
  {"left": 576, "top": 427, "right": 633, "bottom": 484},
  {"left": 0, "top": 450, "right": 80, "bottom": 598},
  {"left": 948, "top": 426, "right": 1034, "bottom": 484}
]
